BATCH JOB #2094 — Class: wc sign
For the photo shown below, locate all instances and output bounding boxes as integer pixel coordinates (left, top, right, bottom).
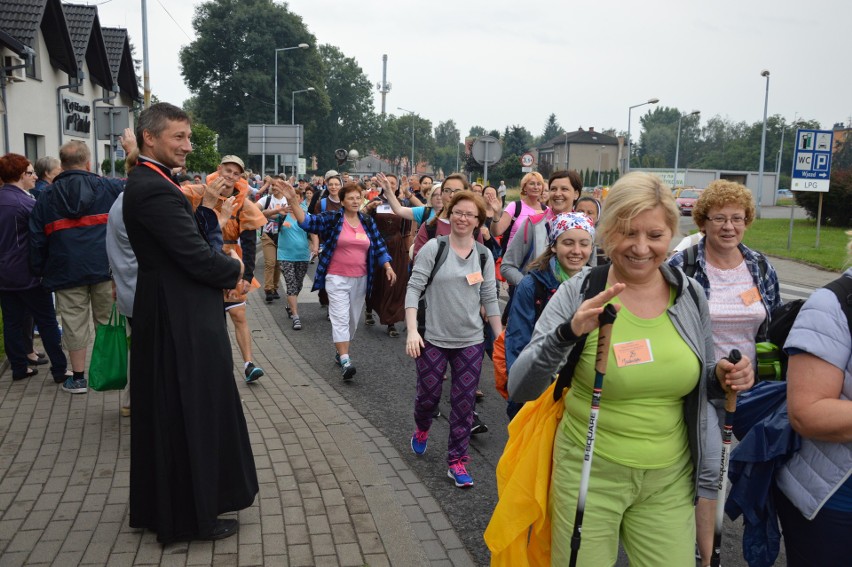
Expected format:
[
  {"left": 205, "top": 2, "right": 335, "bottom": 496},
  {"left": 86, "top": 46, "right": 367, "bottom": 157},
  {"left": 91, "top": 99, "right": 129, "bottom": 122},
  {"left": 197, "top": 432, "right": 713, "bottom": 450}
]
[{"left": 792, "top": 129, "right": 834, "bottom": 192}]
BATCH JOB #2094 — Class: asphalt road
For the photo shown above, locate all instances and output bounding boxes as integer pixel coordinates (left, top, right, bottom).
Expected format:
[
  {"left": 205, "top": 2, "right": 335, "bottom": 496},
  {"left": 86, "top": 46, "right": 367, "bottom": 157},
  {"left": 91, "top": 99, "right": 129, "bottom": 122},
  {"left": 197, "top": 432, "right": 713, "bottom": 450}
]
[{"left": 262, "top": 251, "right": 805, "bottom": 566}]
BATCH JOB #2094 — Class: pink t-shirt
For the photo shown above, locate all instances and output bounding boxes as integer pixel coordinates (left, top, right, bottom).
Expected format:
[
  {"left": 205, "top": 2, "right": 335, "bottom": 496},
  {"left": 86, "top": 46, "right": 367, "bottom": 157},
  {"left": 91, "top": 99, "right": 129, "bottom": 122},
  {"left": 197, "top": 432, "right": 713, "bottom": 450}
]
[
  {"left": 327, "top": 220, "right": 370, "bottom": 277},
  {"left": 506, "top": 200, "right": 547, "bottom": 246},
  {"left": 706, "top": 260, "right": 765, "bottom": 364}
]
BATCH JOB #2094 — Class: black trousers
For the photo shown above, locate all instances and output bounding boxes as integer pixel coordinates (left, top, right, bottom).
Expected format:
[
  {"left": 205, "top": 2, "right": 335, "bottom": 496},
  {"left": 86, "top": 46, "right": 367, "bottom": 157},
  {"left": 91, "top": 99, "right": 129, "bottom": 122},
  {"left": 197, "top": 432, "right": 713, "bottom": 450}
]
[
  {"left": 777, "top": 484, "right": 852, "bottom": 566},
  {"left": 0, "top": 287, "right": 66, "bottom": 379}
]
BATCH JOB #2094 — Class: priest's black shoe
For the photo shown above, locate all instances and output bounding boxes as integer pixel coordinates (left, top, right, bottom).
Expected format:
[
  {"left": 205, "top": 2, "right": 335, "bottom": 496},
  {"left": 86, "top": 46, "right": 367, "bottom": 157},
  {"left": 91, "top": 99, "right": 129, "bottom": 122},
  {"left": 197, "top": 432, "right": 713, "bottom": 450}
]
[{"left": 200, "top": 519, "right": 238, "bottom": 541}]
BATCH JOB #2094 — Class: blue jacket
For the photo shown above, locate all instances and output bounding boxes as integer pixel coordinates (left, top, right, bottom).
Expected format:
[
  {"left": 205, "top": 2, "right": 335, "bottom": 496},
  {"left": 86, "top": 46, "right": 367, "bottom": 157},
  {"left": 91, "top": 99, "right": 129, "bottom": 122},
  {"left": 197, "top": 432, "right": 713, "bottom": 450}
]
[
  {"left": 298, "top": 210, "right": 392, "bottom": 296},
  {"left": 0, "top": 184, "right": 41, "bottom": 291},
  {"left": 505, "top": 266, "right": 559, "bottom": 373},
  {"left": 29, "top": 169, "right": 124, "bottom": 291}
]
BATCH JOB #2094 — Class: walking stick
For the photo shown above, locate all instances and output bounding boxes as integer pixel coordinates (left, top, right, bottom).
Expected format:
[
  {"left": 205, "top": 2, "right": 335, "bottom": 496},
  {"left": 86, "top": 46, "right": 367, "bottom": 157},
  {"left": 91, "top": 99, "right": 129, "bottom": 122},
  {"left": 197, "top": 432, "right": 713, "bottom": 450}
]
[
  {"left": 568, "top": 303, "right": 618, "bottom": 567},
  {"left": 711, "top": 349, "right": 742, "bottom": 567}
]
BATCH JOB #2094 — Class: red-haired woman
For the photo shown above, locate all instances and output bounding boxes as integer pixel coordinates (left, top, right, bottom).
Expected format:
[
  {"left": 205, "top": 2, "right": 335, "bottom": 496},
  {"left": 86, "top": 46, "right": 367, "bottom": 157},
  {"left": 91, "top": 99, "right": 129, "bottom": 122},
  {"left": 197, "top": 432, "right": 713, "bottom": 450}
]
[{"left": 0, "top": 153, "right": 67, "bottom": 382}]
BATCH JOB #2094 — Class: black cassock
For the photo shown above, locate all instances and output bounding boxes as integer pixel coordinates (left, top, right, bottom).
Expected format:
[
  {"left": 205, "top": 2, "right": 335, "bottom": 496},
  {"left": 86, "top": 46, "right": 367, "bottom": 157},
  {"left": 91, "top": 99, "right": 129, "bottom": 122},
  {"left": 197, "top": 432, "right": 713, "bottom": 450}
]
[{"left": 124, "top": 161, "right": 258, "bottom": 543}]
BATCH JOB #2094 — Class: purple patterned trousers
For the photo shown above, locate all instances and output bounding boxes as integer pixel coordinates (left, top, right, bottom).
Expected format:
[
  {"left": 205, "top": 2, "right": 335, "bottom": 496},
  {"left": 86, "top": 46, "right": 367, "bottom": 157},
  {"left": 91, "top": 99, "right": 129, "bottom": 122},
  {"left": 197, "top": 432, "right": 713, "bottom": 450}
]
[{"left": 414, "top": 341, "right": 484, "bottom": 464}]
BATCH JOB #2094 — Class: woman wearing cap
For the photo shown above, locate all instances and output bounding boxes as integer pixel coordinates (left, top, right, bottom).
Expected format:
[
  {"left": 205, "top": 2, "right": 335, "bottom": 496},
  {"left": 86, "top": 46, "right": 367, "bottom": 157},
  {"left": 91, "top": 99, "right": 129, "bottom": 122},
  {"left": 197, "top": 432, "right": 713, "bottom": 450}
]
[
  {"left": 503, "top": 212, "right": 596, "bottom": 419},
  {"left": 509, "top": 172, "right": 754, "bottom": 565},
  {"left": 500, "top": 170, "right": 583, "bottom": 286},
  {"left": 280, "top": 180, "right": 396, "bottom": 380},
  {"left": 404, "top": 191, "right": 502, "bottom": 488}
]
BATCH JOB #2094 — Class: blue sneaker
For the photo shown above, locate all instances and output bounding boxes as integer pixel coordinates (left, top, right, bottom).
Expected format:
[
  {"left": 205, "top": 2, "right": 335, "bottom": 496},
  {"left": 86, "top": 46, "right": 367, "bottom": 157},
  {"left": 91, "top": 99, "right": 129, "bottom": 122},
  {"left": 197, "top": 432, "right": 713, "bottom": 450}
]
[
  {"left": 411, "top": 429, "right": 429, "bottom": 455},
  {"left": 62, "top": 376, "right": 88, "bottom": 394},
  {"left": 245, "top": 363, "right": 264, "bottom": 383},
  {"left": 335, "top": 353, "right": 341, "bottom": 366},
  {"left": 447, "top": 457, "right": 473, "bottom": 488}
]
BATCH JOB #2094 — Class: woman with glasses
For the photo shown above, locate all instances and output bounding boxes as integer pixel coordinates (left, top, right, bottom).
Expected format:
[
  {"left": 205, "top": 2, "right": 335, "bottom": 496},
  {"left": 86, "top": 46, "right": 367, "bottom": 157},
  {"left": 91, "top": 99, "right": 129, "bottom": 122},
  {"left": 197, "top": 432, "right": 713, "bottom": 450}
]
[
  {"left": 668, "top": 179, "right": 780, "bottom": 566},
  {"left": 405, "top": 191, "right": 502, "bottom": 488},
  {"left": 411, "top": 174, "right": 482, "bottom": 260},
  {"left": 0, "top": 154, "right": 67, "bottom": 382}
]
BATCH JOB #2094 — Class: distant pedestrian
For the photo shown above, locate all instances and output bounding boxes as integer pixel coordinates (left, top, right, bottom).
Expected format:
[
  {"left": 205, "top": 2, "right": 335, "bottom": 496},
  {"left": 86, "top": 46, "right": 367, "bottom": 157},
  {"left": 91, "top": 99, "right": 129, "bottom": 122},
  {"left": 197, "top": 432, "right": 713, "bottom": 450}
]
[
  {"left": 275, "top": 184, "right": 318, "bottom": 330},
  {"left": 497, "top": 180, "right": 507, "bottom": 206}
]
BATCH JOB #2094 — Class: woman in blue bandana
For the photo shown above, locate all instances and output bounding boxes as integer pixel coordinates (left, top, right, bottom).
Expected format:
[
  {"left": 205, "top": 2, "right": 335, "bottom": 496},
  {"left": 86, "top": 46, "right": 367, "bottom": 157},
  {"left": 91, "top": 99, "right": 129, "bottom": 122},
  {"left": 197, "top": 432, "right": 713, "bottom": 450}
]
[{"left": 503, "top": 212, "right": 596, "bottom": 418}]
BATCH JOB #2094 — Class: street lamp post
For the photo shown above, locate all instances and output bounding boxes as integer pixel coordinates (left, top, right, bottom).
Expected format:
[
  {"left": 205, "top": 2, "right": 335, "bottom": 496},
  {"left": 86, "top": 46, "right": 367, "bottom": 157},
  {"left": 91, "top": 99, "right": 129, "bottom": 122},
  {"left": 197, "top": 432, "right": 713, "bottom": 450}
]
[
  {"left": 272, "top": 43, "right": 309, "bottom": 174},
  {"left": 291, "top": 87, "right": 315, "bottom": 125},
  {"left": 626, "top": 97, "right": 659, "bottom": 173},
  {"left": 287, "top": 87, "right": 315, "bottom": 176},
  {"left": 775, "top": 118, "right": 785, "bottom": 201},
  {"left": 673, "top": 110, "right": 700, "bottom": 189},
  {"left": 597, "top": 146, "right": 606, "bottom": 186},
  {"left": 757, "top": 69, "right": 771, "bottom": 219},
  {"left": 398, "top": 106, "right": 415, "bottom": 176}
]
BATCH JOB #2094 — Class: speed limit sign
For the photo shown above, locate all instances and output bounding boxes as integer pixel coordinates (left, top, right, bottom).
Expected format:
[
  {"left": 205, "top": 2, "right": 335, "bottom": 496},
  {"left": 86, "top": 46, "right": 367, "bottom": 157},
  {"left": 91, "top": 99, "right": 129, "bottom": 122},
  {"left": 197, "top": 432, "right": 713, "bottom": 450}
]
[{"left": 520, "top": 152, "right": 535, "bottom": 167}]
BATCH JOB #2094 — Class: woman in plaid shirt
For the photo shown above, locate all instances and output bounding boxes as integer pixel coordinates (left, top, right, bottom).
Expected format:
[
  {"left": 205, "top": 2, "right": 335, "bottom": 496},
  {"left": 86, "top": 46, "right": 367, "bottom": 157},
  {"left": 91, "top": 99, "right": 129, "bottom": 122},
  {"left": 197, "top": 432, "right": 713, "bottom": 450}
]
[{"left": 281, "top": 180, "right": 397, "bottom": 380}]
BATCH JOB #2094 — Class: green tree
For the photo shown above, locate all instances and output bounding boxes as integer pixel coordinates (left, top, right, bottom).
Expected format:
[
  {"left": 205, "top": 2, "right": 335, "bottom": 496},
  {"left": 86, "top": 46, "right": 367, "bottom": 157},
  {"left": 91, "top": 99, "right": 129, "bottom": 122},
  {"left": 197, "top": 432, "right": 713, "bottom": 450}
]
[
  {"left": 539, "top": 113, "right": 563, "bottom": 145},
  {"left": 186, "top": 121, "right": 221, "bottom": 173},
  {"left": 180, "top": 0, "right": 325, "bottom": 171},
  {"left": 374, "top": 113, "right": 435, "bottom": 175},
  {"left": 468, "top": 125, "right": 486, "bottom": 138},
  {"left": 312, "top": 44, "right": 377, "bottom": 172},
  {"left": 435, "top": 120, "right": 461, "bottom": 148},
  {"left": 795, "top": 169, "right": 852, "bottom": 227}
]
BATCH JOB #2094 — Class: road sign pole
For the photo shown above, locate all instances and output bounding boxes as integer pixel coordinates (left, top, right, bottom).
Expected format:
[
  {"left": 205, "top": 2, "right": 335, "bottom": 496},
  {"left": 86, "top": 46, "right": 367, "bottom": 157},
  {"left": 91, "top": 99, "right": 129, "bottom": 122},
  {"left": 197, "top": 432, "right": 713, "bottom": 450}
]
[
  {"left": 483, "top": 141, "right": 489, "bottom": 186},
  {"left": 787, "top": 128, "right": 798, "bottom": 250},
  {"left": 816, "top": 193, "right": 823, "bottom": 248}
]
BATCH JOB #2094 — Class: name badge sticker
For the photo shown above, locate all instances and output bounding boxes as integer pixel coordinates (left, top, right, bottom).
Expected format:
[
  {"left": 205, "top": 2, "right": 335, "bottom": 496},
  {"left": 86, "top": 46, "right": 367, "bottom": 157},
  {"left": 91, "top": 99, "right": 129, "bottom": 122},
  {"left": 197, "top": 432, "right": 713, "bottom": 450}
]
[
  {"left": 613, "top": 339, "right": 654, "bottom": 367},
  {"left": 740, "top": 287, "right": 761, "bottom": 306},
  {"left": 377, "top": 204, "right": 393, "bottom": 214},
  {"left": 466, "top": 272, "right": 484, "bottom": 285}
]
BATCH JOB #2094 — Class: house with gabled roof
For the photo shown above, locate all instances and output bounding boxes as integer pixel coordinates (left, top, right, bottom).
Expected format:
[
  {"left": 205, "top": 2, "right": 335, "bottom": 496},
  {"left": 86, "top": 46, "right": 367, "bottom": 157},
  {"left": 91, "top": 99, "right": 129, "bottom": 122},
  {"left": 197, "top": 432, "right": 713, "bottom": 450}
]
[
  {"left": 534, "top": 127, "right": 624, "bottom": 182},
  {"left": 0, "top": 0, "right": 139, "bottom": 172}
]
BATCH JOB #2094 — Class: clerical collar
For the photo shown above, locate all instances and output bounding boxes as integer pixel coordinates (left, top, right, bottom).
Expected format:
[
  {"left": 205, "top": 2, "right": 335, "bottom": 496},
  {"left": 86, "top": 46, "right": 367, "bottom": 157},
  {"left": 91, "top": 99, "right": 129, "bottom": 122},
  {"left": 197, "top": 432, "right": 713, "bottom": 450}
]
[{"left": 138, "top": 155, "right": 170, "bottom": 171}]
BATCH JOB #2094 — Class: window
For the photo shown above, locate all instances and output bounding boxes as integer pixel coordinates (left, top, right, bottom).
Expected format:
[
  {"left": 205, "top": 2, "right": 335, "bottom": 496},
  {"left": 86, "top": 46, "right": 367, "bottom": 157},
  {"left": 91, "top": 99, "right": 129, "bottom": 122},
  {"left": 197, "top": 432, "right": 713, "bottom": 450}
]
[
  {"left": 24, "top": 134, "right": 44, "bottom": 162},
  {"left": 25, "top": 38, "right": 41, "bottom": 80}
]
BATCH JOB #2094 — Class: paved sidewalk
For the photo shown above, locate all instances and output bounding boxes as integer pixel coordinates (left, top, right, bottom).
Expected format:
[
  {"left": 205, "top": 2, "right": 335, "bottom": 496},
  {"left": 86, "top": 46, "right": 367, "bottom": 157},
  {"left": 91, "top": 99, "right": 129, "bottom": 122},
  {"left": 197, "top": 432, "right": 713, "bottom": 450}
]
[{"left": 0, "top": 300, "right": 476, "bottom": 566}]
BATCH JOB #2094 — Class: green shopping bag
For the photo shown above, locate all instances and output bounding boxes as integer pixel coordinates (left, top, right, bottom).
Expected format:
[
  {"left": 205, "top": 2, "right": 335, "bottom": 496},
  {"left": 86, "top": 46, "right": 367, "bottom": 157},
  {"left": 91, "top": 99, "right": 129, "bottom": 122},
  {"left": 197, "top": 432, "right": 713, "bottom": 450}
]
[{"left": 89, "top": 303, "right": 129, "bottom": 391}]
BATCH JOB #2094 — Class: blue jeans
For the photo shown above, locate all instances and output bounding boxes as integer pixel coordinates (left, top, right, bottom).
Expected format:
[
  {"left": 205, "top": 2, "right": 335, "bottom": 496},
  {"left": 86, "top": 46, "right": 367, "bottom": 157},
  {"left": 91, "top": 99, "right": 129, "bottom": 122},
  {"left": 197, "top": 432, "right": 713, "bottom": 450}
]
[
  {"left": 777, "top": 485, "right": 852, "bottom": 566},
  {"left": 0, "top": 287, "right": 66, "bottom": 379}
]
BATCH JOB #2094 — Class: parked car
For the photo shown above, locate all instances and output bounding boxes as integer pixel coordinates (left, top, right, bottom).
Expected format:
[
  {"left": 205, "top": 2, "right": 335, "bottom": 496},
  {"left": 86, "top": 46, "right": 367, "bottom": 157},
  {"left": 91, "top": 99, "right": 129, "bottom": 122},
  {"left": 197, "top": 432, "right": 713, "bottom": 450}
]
[
  {"left": 676, "top": 189, "right": 702, "bottom": 216},
  {"left": 777, "top": 188, "right": 793, "bottom": 198}
]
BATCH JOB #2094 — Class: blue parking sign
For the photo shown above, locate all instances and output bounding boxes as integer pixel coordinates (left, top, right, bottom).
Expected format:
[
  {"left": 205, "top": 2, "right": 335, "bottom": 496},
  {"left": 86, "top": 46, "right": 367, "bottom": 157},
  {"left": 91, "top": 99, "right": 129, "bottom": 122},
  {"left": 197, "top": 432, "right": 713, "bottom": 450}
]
[{"left": 792, "top": 129, "right": 833, "bottom": 193}]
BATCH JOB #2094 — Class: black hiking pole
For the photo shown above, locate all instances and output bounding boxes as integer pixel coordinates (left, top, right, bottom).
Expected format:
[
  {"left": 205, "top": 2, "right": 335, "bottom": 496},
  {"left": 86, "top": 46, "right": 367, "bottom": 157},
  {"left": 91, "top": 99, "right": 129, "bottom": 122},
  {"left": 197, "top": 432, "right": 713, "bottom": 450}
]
[
  {"left": 711, "top": 348, "right": 742, "bottom": 567},
  {"left": 568, "top": 303, "right": 618, "bottom": 567}
]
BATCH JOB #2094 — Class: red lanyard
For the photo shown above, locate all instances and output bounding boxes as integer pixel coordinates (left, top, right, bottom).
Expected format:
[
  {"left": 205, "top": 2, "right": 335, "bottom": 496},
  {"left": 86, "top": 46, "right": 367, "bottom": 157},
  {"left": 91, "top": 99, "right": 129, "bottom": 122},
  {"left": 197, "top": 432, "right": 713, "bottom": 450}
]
[{"left": 140, "top": 161, "right": 181, "bottom": 190}]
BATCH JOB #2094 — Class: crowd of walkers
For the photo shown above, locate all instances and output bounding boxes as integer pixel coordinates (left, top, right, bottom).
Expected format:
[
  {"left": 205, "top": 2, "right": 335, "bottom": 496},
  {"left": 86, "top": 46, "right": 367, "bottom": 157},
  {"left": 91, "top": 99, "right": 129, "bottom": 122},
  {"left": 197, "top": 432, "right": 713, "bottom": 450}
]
[{"left": 1, "top": 101, "right": 850, "bottom": 564}]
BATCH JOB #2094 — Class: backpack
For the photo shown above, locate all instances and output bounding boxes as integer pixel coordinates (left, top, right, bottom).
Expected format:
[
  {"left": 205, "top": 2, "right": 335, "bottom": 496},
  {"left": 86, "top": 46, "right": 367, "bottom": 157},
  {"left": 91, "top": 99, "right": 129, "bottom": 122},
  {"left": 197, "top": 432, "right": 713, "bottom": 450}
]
[
  {"left": 493, "top": 202, "right": 524, "bottom": 283},
  {"left": 416, "top": 236, "right": 490, "bottom": 336},
  {"left": 494, "top": 276, "right": 559, "bottom": 400}
]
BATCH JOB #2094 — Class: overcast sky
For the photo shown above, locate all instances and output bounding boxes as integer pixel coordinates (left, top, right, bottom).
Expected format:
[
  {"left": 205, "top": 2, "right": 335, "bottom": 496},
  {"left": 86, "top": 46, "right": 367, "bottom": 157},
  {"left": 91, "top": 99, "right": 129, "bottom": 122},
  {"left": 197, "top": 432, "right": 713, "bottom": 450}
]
[{"left": 96, "top": 0, "right": 851, "bottom": 141}]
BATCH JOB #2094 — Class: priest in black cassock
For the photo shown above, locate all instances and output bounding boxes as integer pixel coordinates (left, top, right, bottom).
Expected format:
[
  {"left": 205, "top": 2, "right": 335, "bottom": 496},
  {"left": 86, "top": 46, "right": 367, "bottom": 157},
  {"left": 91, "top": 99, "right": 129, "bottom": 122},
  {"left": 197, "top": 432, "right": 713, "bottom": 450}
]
[{"left": 123, "top": 102, "right": 258, "bottom": 544}]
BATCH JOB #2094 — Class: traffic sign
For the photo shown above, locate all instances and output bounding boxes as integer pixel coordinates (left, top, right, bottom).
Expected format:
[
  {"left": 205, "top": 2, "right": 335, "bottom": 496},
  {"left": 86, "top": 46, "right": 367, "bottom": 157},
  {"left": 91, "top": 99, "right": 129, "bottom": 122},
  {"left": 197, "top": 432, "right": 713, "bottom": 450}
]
[
  {"left": 520, "top": 152, "right": 535, "bottom": 168},
  {"left": 791, "top": 128, "right": 833, "bottom": 192}
]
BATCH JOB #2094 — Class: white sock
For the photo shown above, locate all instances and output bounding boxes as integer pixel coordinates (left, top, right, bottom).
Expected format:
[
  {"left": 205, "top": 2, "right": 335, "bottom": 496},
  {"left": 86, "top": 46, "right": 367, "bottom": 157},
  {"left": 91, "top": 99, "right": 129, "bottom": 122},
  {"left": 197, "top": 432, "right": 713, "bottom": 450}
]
[
  {"left": 244, "top": 361, "right": 252, "bottom": 370},
  {"left": 340, "top": 354, "right": 350, "bottom": 364}
]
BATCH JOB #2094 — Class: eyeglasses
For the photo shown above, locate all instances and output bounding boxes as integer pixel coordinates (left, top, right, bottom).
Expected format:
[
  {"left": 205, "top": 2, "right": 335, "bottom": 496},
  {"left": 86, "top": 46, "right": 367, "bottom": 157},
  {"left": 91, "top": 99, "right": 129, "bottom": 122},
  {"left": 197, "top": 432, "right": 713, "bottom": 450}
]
[
  {"left": 442, "top": 188, "right": 458, "bottom": 194},
  {"left": 451, "top": 210, "right": 477, "bottom": 219},
  {"left": 24, "top": 170, "right": 35, "bottom": 176},
  {"left": 708, "top": 215, "right": 746, "bottom": 226}
]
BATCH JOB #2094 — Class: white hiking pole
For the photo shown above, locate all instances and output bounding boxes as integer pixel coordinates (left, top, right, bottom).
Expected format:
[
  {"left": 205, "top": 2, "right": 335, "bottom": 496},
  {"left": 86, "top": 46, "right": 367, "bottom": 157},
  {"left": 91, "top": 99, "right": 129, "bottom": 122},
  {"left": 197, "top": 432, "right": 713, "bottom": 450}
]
[
  {"left": 711, "top": 348, "right": 742, "bottom": 567},
  {"left": 568, "top": 303, "right": 618, "bottom": 567}
]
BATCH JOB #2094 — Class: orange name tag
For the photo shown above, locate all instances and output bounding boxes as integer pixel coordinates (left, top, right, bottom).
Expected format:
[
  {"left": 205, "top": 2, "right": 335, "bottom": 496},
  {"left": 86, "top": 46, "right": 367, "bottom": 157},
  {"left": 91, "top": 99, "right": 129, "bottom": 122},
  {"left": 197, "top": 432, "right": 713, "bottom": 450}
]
[
  {"left": 355, "top": 232, "right": 368, "bottom": 241},
  {"left": 613, "top": 339, "right": 654, "bottom": 368},
  {"left": 740, "top": 287, "right": 761, "bottom": 306},
  {"left": 466, "top": 272, "right": 484, "bottom": 285}
]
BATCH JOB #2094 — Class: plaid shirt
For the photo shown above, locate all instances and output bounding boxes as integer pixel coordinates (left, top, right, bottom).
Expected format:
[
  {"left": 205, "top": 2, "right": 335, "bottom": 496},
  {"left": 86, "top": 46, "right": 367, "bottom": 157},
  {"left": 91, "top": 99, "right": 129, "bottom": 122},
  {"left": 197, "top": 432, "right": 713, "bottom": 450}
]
[
  {"left": 668, "top": 239, "right": 781, "bottom": 336},
  {"left": 299, "top": 210, "right": 392, "bottom": 294}
]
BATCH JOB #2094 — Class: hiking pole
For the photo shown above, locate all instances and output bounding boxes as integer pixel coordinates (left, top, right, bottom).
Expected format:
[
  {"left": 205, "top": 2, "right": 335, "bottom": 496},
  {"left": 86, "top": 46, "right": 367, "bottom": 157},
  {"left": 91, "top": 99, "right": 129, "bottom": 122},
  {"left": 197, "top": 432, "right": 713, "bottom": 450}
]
[
  {"left": 711, "top": 348, "right": 742, "bottom": 567},
  {"left": 568, "top": 303, "right": 618, "bottom": 567}
]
